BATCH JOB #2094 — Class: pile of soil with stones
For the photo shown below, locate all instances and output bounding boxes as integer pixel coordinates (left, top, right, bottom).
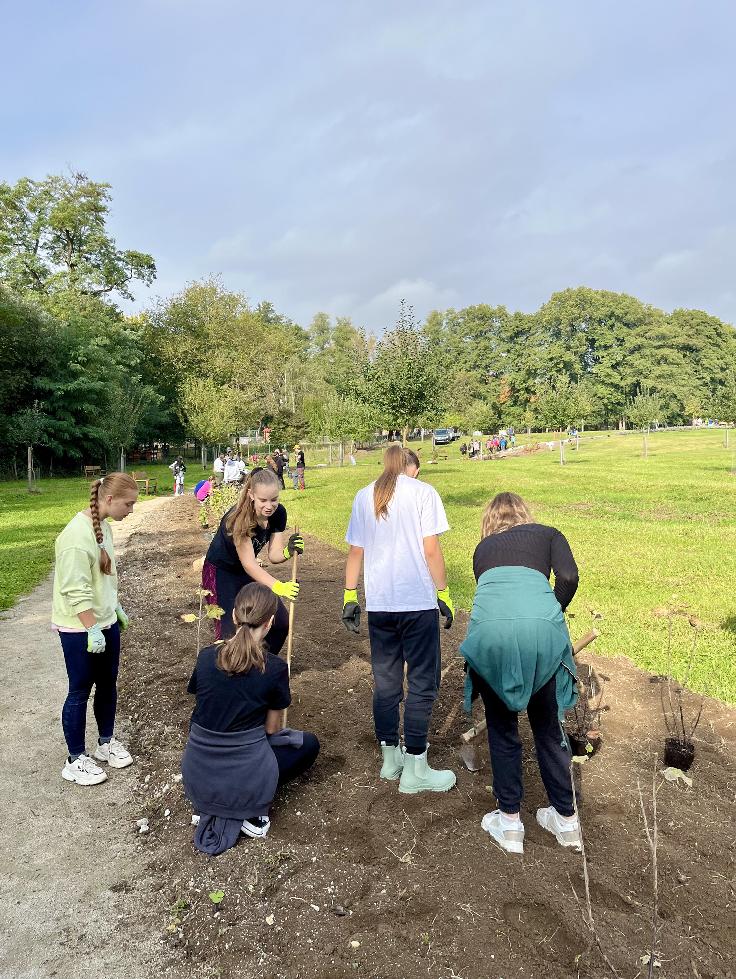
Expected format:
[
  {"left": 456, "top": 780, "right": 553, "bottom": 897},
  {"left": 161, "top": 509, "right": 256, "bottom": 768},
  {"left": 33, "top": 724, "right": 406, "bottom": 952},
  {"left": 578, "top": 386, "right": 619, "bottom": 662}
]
[{"left": 117, "top": 496, "right": 736, "bottom": 979}]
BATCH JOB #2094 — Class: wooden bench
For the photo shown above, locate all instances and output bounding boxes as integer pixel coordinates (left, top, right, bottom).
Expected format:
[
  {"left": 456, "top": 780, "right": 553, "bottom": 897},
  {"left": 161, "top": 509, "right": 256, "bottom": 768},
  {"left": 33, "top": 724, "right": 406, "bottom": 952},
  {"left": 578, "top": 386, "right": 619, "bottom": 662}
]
[
  {"left": 132, "top": 471, "right": 158, "bottom": 495},
  {"left": 83, "top": 465, "right": 102, "bottom": 480}
]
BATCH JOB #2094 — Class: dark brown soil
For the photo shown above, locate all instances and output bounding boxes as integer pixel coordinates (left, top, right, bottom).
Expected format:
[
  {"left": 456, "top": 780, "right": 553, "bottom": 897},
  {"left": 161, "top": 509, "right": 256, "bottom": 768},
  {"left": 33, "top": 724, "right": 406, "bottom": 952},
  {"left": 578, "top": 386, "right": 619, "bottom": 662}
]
[{"left": 118, "top": 496, "right": 736, "bottom": 979}]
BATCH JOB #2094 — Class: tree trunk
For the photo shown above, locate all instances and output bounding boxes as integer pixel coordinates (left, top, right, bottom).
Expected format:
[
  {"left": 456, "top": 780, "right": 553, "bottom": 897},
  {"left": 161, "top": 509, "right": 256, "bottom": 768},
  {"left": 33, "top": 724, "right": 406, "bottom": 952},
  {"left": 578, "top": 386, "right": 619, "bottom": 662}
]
[
  {"left": 559, "top": 439, "right": 565, "bottom": 465},
  {"left": 201, "top": 444, "right": 207, "bottom": 467},
  {"left": 27, "top": 445, "right": 34, "bottom": 492},
  {"left": 725, "top": 426, "right": 730, "bottom": 449},
  {"left": 328, "top": 443, "right": 332, "bottom": 465},
  {"left": 402, "top": 425, "right": 408, "bottom": 446},
  {"left": 119, "top": 448, "right": 126, "bottom": 472},
  {"left": 339, "top": 442, "right": 344, "bottom": 466},
  {"left": 643, "top": 429, "right": 648, "bottom": 459}
]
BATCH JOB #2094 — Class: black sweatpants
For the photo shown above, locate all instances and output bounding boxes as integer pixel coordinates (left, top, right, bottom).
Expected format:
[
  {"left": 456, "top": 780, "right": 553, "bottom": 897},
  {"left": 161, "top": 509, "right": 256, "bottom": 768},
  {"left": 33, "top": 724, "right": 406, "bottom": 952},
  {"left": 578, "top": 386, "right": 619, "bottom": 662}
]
[
  {"left": 367, "top": 609, "right": 441, "bottom": 753},
  {"left": 470, "top": 670, "right": 575, "bottom": 817},
  {"left": 273, "top": 732, "right": 320, "bottom": 786}
]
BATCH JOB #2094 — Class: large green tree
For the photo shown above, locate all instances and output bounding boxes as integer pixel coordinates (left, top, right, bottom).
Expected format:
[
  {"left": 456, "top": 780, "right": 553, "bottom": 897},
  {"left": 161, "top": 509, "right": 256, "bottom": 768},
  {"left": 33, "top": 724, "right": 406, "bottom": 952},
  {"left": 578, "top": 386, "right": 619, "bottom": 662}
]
[
  {"left": 0, "top": 172, "right": 155, "bottom": 300},
  {"left": 365, "top": 301, "right": 445, "bottom": 442}
]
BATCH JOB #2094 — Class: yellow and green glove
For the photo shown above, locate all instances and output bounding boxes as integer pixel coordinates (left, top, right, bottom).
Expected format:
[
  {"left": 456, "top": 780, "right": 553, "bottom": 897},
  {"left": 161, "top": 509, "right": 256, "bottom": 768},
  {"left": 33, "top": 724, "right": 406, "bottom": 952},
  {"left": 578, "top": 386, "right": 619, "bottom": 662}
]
[
  {"left": 115, "top": 605, "right": 129, "bottom": 631},
  {"left": 86, "top": 623, "right": 106, "bottom": 654},
  {"left": 272, "top": 579, "right": 300, "bottom": 602},
  {"left": 283, "top": 533, "right": 304, "bottom": 560},
  {"left": 342, "top": 588, "right": 361, "bottom": 634},
  {"left": 437, "top": 587, "right": 454, "bottom": 630}
]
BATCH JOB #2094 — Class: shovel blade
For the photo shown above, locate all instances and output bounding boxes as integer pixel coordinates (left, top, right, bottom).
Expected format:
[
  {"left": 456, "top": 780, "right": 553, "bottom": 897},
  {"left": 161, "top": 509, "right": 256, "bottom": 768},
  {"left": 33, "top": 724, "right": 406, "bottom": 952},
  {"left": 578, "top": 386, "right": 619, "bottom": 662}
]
[{"left": 459, "top": 743, "right": 482, "bottom": 772}]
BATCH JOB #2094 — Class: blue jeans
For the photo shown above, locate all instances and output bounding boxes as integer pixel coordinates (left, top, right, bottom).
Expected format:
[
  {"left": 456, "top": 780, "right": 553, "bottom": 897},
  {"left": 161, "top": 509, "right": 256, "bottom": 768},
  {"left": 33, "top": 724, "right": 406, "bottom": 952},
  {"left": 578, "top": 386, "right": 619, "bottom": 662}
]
[
  {"left": 367, "top": 609, "right": 441, "bottom": 753},
  {"left": 59, "top": 622, "right": 120, "bottom": 757}
]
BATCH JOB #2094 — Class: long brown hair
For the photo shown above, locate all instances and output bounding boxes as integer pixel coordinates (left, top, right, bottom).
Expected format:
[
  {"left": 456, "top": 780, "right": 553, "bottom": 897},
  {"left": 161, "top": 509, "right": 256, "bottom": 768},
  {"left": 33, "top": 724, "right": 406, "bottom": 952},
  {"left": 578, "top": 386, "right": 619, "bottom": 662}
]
[
  {"left": 481, "top": 491, "right": 534, "bottom": 538},
  {"left": 373, "top": 443, "right": 421, "bottom": 520},
  {"left": 226, "top": 468, "right": 281, "bottom": 545},
  {"left": 89, "top": 472, "right": 139, "bottom": 574},
  {"left": 216, "top": 583, "right": 278, "bottom": 675}
]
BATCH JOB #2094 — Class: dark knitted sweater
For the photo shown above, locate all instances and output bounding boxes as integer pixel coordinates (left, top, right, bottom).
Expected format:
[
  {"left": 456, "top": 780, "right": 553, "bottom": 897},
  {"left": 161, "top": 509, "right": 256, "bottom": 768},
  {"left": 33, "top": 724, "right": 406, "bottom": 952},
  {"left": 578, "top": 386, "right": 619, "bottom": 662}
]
[{"left": 472, "top": 523, "right": 579, "bottom": 611}]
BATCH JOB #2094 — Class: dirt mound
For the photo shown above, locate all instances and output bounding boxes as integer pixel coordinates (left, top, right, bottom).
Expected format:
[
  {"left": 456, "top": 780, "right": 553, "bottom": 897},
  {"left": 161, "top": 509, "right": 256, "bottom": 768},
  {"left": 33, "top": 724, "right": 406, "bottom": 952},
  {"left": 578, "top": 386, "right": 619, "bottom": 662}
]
[{"left": 118, "top": 496, "right": 736, "bottom": 979}]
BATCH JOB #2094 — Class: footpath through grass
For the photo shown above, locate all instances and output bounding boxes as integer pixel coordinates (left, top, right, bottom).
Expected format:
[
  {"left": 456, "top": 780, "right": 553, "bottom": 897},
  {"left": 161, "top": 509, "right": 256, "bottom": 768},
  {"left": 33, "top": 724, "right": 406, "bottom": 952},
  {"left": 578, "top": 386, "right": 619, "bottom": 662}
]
[{"left": 284, "top": 429, "right": 736, "bottom": 703}]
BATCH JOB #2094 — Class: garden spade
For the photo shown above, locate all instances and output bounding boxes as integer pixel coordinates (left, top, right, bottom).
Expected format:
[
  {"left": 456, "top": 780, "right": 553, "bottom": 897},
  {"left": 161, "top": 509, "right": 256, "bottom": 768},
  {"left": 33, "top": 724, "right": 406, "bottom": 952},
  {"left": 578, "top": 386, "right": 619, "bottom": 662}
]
[{"left": 457, "top": 629, "right": 600, "bottom": 772}]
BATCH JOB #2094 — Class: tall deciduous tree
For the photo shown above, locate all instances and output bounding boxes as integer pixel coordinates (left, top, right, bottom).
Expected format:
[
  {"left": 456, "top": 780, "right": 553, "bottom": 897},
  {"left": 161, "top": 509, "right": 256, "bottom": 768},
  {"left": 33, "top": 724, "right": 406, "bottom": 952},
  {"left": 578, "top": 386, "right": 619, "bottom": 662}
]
[
  {"left": 366, "top": 301, "right": 445, "bottom": 443},
  {"left": 0, "top": 172, "right": 156, "bottom": 300}
]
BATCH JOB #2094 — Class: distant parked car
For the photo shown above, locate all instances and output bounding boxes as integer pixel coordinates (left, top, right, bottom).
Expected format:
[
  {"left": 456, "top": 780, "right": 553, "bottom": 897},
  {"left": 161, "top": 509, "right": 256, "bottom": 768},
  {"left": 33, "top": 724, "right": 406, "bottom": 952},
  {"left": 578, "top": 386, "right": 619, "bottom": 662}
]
[{"left": 433, "top": 428, "right": 453, "bottom": 445}]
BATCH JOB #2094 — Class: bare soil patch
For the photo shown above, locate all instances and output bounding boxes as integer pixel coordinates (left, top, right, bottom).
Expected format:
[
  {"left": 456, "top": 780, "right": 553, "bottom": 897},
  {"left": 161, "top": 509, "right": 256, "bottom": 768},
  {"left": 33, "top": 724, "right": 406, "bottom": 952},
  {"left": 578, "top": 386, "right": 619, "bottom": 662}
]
[{"left": 118, "top": 496, "right": 736, "bottom": 979}]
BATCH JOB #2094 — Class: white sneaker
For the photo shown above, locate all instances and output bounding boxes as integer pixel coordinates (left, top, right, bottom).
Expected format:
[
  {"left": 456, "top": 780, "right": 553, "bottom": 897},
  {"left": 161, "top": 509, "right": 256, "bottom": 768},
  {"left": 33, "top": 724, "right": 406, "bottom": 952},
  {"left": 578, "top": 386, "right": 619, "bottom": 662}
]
[
  {"left": 241, "top": 816, "right": 271, "bottom": 839},
  {"left": 536, "top": 806, "right": 582, "bottom": 850},
  {"left": 481, "top": 810, "right": 525, "bottom": 854},
  {"left": 62, "top": 754, "right": 108, "bottom": 786},
  {"left": 93, "top": 737, "right": 133, "bottom": 769}
]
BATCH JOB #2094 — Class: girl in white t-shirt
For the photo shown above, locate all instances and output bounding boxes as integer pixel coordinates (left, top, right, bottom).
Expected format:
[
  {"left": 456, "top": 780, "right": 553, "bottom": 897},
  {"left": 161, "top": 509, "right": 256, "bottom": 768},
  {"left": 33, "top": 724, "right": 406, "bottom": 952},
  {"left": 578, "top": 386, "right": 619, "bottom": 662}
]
[{"left": 342, "top": 444, "right": 456, "bottom": 794}]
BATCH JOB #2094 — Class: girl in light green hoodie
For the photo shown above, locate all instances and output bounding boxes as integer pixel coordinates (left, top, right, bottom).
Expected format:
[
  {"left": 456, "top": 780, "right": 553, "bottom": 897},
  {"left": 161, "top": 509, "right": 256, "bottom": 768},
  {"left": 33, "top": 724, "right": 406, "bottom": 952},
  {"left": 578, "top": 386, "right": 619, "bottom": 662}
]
[{"left": 52, "top": 472, "right": 138, "bottom": 785}]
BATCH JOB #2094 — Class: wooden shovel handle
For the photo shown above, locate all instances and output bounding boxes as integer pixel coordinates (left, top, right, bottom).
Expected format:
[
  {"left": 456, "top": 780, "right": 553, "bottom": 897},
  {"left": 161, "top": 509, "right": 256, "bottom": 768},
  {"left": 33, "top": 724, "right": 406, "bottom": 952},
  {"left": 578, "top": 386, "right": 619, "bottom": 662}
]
[{"left": 283, "top": 526, "right": 299, "bottom": 725}]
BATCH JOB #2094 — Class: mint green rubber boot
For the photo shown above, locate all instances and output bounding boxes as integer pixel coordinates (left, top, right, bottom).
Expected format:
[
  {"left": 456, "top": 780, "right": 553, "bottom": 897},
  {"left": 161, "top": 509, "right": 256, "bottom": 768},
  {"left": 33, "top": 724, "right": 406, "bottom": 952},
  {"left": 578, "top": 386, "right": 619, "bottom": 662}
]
[
  {"left": 379, "top": 742, "right": 405, "bottom": 780},
  {"left": 398, "top": 749, "right": 456, "bottom": 794}
]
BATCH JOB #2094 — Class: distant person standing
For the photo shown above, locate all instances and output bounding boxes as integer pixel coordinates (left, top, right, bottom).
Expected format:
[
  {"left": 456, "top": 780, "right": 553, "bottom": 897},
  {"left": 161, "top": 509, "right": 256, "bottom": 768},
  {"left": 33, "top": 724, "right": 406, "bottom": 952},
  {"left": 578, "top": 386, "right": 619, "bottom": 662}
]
[
  {"left": 213, "top": 453, "right": 226, "bottom": 486},
  {"left": 170, "top": 456, "right": 187, "bottom": 495},
  {"left": 293, "top": 444, "right": 306, "bottom": 491}
]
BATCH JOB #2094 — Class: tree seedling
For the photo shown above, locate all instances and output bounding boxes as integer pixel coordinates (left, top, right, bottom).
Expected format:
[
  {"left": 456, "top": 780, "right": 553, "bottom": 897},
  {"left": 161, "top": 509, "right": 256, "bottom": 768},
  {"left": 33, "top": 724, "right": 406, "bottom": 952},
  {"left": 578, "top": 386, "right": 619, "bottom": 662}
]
[
  {"left": 659, "top": 613, "right": 704, "bottom": 772},
  {"left": 181, "top": 588, "right": 224, "bottom": 653}
]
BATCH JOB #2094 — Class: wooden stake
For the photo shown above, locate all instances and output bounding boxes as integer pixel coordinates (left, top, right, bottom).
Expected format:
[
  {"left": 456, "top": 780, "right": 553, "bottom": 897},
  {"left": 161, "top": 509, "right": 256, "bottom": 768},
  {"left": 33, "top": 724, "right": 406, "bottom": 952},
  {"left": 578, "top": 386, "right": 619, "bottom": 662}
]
[{"left": 283, "top": 526, "right": 299, "bottom": 725}]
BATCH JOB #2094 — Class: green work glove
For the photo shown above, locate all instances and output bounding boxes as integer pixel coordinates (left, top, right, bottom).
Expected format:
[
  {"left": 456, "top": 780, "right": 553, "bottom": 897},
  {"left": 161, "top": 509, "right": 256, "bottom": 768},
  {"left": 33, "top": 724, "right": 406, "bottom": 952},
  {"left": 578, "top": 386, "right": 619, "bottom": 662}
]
[
  {"left": 272, "top": 579, "right": 300, "bottom": 602},
  {"left": 115, "top": 605, "right": 129, "bottom": 631},
  {"left": 283, "top": 533, "right": 304, "bottom": 560},
  {"left": 86, "top": 623, "right": 106, "bottom": 654},
  {"left": 342, "top": 588, "right": 361, "bottom": 634},
  {"left": 437, "top": 587, "right": 454, "bottom": 630}
]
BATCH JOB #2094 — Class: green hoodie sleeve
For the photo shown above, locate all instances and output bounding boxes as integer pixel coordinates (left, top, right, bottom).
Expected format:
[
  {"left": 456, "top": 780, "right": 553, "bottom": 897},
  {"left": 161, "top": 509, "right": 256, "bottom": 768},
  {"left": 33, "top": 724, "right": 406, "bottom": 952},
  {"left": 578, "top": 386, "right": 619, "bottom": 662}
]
[{"left": 55, "top": 546, "right": 95, "bottom": 612}]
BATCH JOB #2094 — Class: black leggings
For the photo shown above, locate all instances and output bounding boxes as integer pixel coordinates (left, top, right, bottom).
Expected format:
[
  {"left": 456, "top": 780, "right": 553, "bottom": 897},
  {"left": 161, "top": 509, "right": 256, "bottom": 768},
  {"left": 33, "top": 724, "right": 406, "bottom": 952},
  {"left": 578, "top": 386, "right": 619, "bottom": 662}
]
[
  {"left": 471, "top": 670, "right": 574, "bottom": 817},
  {"left": 273, "top": 732, "right": 320, "bottom": 786}
]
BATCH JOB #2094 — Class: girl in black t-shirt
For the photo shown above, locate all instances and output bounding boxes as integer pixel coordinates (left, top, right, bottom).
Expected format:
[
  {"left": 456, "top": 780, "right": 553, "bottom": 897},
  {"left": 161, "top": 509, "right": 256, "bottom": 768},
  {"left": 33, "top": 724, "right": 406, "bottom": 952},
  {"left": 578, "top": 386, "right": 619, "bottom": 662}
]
[
  {"left": 203, "top": 468, "right": 304, "bottom": 652},
  {"left": 183, "top": 583, "right": 320, "bottom": 845}
]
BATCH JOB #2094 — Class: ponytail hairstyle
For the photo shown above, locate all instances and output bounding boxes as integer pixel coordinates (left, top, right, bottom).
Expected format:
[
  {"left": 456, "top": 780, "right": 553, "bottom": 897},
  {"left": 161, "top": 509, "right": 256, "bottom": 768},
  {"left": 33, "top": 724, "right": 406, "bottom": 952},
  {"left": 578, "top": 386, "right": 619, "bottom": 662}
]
[
  {"left": 89, "top": 472, "right": 139, "bottom": 574},
  {"left": 225, "top": 467, "right": 281, "bottom": 545},
  {"left": 216, "top": 583, "right": 278, "bottom": 675},
  {"left": 373, "top": 443, "right": 421, "bottom": 520},
  {"left": 481, "top": 491, "right": 534, "bottom": 538}
]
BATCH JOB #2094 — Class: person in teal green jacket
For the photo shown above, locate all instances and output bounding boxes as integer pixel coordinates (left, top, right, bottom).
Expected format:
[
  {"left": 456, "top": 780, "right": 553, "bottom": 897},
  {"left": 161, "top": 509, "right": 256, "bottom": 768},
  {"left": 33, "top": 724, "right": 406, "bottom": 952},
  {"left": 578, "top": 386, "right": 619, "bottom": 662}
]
[
  {"left": 460, "top": 492, "right": 582, "bottom": 855},
  {"left": 52, "top": 472, "right": 139, "bottom": 786}
]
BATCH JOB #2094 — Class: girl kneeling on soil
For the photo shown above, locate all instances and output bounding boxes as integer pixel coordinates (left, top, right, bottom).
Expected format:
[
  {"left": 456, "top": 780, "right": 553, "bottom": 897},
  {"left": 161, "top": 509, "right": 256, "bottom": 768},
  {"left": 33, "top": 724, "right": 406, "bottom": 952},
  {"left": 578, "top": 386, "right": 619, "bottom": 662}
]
[
  {"left": 202, "top": 468, "right": 303, "bottom": 651},
  {"left": 52, "top": 473, "right": 138, "bottom": 785},
  {"left": 342, "top": 444, "right": 456, "bottom": 794},
  {"left": 460, "top": 492, "right": 581, "bottom": 855},
  {"left": 182, "top": 583, "right": 320, "bottom": 854}
]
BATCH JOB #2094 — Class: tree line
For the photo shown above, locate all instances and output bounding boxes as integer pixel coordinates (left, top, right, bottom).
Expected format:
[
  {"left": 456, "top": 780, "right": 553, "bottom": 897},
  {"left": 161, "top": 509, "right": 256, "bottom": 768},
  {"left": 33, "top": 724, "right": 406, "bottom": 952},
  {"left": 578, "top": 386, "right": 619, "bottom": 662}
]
[{"left": 1, "top": 172, "right": 735, "bottom": 475}]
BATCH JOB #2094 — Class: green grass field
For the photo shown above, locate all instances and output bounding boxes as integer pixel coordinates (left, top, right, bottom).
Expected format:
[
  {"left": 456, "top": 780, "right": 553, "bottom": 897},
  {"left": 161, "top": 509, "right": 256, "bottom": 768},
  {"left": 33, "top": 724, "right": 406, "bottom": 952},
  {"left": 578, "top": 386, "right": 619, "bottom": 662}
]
[
  {"left": 284, "top": 429, "right": 736, "bottom": 703},
  {"left": 1, "top": 432, "right": 734, "bottom": 701}
]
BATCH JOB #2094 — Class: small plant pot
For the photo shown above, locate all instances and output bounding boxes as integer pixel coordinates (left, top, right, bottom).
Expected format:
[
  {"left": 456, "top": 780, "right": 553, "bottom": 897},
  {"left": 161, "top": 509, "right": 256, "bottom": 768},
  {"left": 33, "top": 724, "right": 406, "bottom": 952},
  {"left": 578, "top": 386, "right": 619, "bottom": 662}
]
[{"left": 663, "top": 737, "right": 695, "bottom": 771}]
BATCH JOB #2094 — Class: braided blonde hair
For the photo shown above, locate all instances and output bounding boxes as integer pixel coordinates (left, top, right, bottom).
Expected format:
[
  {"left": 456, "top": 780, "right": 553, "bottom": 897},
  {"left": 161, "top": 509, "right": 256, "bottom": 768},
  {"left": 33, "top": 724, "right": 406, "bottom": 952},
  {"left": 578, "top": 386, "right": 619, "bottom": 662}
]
[{"left": 89, "top": 473, "right": 138, "bottom": 574}]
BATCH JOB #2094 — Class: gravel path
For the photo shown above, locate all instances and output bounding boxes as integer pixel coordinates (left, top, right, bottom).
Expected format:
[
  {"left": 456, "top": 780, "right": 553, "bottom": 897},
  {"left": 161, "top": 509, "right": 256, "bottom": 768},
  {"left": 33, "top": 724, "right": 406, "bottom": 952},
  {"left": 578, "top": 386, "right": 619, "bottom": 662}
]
[{"left": 0, "top": 499, "right": 173, "bottom": 979}]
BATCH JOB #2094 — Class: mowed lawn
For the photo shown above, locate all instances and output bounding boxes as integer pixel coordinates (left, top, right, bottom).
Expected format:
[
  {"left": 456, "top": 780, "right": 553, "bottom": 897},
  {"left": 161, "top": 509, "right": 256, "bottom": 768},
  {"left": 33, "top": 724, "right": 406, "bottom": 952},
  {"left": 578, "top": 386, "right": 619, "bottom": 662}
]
[
  {"left": 0, "top": 463, "right": 180, "bottom": 611},
  {"left": 285, "top": 429, "right": 736, "bottom": 703}
]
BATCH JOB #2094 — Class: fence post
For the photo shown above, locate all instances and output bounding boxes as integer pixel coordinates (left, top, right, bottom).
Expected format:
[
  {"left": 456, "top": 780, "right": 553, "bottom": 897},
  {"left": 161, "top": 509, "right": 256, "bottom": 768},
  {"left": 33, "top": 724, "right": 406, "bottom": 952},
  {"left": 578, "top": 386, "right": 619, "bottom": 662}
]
[{"left": 339, "top": 442, "right": 344, "bottom": 466}]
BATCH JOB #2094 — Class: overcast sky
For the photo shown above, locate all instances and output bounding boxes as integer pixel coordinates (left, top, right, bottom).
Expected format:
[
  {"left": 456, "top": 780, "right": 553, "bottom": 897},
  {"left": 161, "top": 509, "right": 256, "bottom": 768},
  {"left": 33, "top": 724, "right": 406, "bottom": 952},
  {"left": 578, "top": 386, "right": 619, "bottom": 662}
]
[{"left": 2, "top": 1, "right": 735, "bottom": 333}]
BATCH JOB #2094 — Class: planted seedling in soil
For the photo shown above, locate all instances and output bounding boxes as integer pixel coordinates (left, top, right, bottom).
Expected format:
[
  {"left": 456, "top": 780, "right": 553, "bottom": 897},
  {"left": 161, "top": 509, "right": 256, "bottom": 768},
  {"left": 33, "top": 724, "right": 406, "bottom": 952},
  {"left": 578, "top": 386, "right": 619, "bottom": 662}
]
[
  {"left": 565, "top": 663, "right": 609, "bottom": 758},
  {"left": 181, "top": 588, "right": 224, "bottom": 653},
  {"left": 659, "top": 614, "right": 704, "bottom": 772}
]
